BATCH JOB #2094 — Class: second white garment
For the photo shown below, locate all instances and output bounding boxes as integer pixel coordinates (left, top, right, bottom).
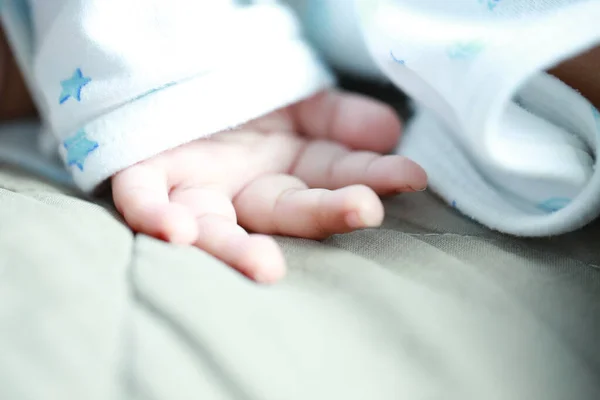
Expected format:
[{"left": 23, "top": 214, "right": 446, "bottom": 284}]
[{"left": 295, "top": 0, "right": 600, "bottom": 236}]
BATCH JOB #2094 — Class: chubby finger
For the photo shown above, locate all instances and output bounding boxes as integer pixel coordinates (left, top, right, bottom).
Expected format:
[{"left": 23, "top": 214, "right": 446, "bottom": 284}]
[
  {"left": 169, "top": 185, "right": 286, "bottom": 283},
  {"left": 234, "top": 174, "right": 384, "bottom": 239},
  {"left": 291, "top": 90, "right": 402, "bottom": 153},
  {"left": 291, "top": 140, "right": 428, "bottom": 194},
  {"left": 194, "top": 215, "right": 286, "bottom": 284},
  {"left": 112, "top": 164, "right": 198, "bottom": 244}
]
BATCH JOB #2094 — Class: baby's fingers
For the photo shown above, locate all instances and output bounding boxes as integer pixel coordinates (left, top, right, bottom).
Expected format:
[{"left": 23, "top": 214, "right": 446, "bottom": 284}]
[
  {"left": 193, "top": 215, "right": 286, "bottom": 284},
  {"left": 234, "top": 174, "right": 384, "bottom": 240},
  {"left": 292, "top": 90, "right": 402, "bottom": 153},
  {"left": 292, "top": 141, "right": 428, "bottom": 194},
  {"left": 112, "top": 165, "right": 198, "bottom": 244},
  {"left": 169, "top": 186, "right": 286, "bottom": 283}
]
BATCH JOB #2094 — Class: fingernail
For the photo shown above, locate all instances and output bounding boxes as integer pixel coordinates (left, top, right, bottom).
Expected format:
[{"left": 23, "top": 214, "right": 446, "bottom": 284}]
[
  {"left": 253, "top": 273, "right": 277, "bottom": 285},
  {"left": 345, "top": 211, "right": 365, "bottom": 229},
  {"left": 394, "top": 186, "right": 427, "bottom": 194}
]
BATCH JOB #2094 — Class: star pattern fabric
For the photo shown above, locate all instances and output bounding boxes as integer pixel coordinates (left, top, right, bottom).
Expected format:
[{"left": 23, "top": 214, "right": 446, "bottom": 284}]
[
  {"left": 1, "top": 0, "right": 331, "bottom": 192},
  {"left": 355, "top": 0, "right": 600, "bottom": 236},
  {"left": 59, "top": 68, "right": 91, "bottom": 104},
  {"left": 63, "top": 130, "right": 98, "bottom": 171}
]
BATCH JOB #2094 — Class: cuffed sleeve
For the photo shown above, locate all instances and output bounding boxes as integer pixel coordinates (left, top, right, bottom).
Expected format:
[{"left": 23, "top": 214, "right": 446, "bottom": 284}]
[{"left": 2, "top": 0, "right": 333, "bottom": 191}]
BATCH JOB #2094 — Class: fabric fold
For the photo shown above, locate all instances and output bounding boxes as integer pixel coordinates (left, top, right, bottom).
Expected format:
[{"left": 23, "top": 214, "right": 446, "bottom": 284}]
[{"left": 359, "top": 0, "right": 600, "bottom": 236}]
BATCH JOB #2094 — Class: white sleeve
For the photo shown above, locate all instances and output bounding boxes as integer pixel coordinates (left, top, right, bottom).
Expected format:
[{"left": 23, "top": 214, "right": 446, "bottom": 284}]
[
  {"left": 357, "top": 0, "right": 600, "bottom": 237},
  {"left": 1, "top": 0, "right": 334, "bottom": 192}
]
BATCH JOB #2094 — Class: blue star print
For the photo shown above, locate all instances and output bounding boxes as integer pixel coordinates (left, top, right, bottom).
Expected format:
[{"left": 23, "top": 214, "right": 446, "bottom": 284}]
[
  {"left": 390, "top": 50, "right": 406, "bottom": 65},
  {"left": 63, "top": 130, "right": 98, "bottom": 171},
  {"left": 447, "top": 41, "right": 485, "bottom": 60},
  {"left": 479, "top": 0, "right": 501, "bottom": 11},
  {"left": 59, "top": 68, "right": 91, "bottom": 104},
  {"left": 537, "top": 197, "right": 571, "bottom": 213}
]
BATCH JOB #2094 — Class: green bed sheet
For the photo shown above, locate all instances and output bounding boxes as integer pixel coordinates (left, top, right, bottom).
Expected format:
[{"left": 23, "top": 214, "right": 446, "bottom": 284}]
[{"left": 1, "top": 166, "right": 599, "bottom": 400}]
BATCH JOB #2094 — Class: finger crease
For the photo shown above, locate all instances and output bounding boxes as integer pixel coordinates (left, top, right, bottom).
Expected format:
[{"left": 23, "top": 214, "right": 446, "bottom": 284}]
[
  {"left": 325, "top": 150, "right": 347, "bottom": 187},
  {"left": 287, "top": 141, "right": 310, "bottom": 176},
  {"left": 364, "top": 154, "right": 380, "bottom": 179},
  {"left": 272, "top": 187, "right": 301, "bottom": 234},
  {"left": 325, "top": 92, "right": 342, "bottom": 142},
  {"left": 313, "top": 190, "right": 330, "bottom": 238}
]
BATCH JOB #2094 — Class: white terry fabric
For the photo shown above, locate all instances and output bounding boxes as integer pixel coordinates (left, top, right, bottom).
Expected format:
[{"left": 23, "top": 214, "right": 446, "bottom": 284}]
[
  {"left": 0, "top": 0, "right": 333, "bottom": 192},
  {"left": 352, "top": 0, "right": 600, "bottom": 236}
]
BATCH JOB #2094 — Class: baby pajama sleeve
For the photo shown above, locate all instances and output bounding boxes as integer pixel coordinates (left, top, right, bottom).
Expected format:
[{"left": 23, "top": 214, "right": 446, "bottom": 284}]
[
  {"left": 358, "top": 0, "right": 600, "bottom": 236},
  {"left": 0, "top": 0, "right": 333, "bottom": 192}
]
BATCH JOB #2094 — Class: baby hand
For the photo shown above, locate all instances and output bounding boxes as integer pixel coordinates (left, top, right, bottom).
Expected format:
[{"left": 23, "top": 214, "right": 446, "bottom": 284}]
[{"left": 111, "top": 91, "right": 427, "bottom": 283}]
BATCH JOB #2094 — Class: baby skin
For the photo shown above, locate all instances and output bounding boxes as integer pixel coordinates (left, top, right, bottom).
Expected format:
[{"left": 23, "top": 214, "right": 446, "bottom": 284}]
[
  {"left": 0, "top": 29, "right": 427, "bottom": 284},
  {"left": 111, "top": 92, "right": 427, "bottom": 283}
]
